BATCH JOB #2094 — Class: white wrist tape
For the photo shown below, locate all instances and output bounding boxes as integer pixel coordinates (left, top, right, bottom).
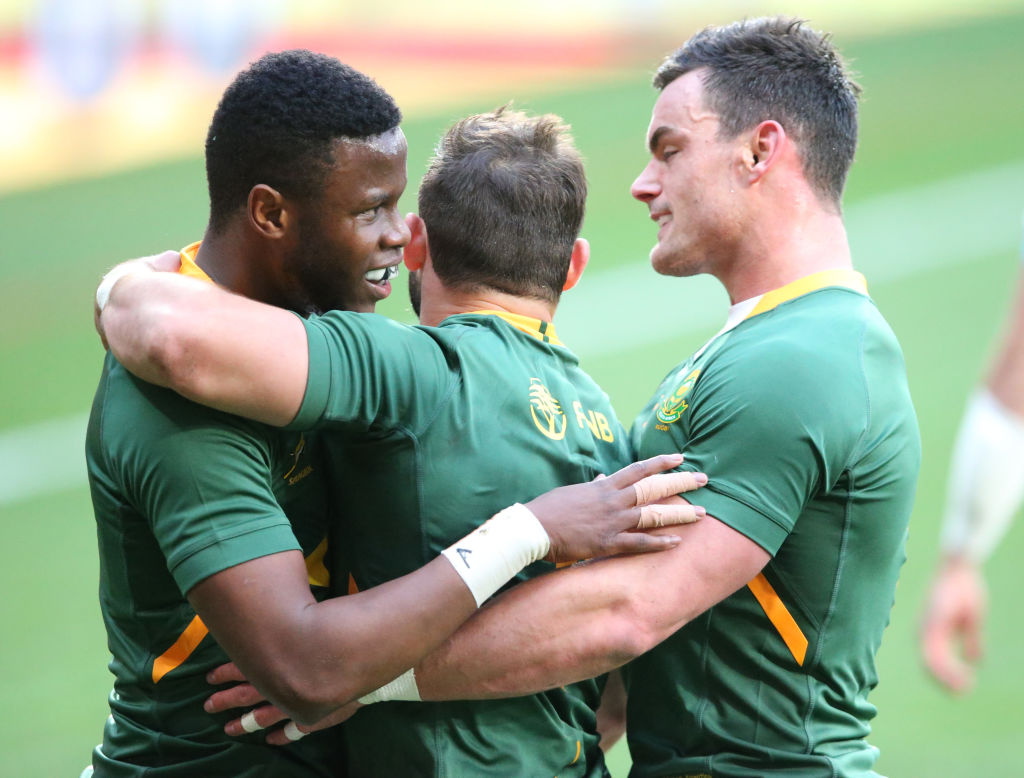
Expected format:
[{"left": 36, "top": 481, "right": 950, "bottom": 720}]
[
  {"left": 941, "top": 389, "right": 1024, "bottom": 562},
  {"left": 440, "top": 502, "right": 550, "bottom": 607},
  {"left": 96, "top": 264, "right": 141, "bottom": 313},
  {"left": 357, "top": 667, "right": 421, "bottom": 704}
]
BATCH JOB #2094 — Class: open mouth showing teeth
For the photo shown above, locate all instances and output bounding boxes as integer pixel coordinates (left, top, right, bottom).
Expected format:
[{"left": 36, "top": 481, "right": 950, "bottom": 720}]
[{"left": 364, "top": 265, "right": 400, "bottom": 283}]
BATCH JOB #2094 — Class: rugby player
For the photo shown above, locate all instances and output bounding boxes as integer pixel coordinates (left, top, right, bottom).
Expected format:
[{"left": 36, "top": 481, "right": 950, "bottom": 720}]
[{"left": 87, "top": 54, "right": 699, "bottom": 777}]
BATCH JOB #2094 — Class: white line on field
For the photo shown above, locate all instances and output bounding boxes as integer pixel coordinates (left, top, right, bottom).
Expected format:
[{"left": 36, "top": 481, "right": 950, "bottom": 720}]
[{"left": 2, "top": 160, "right": 1022, "bottom": 506}]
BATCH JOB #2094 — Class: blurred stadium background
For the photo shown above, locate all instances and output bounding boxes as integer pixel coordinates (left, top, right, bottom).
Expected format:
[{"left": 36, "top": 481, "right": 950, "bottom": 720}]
[{"left": 2, "top": 0, "right": 1023, "bottom": 774}]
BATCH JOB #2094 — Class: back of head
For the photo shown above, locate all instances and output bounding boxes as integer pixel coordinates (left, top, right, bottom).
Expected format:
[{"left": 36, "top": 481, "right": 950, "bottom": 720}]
[
  {"left": 205, "top": 50, "right": 401, "bottom": 232},
  {"left": 418, "top": 107, "right": 587, "bottom": 303},
  {"left": 655, "top": 17, "right": 860, "bottom": 207}
]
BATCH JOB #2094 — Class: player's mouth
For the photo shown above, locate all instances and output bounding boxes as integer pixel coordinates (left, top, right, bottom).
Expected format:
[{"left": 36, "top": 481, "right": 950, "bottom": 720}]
[
  {"left": 363, "top": 263, "right": 400, "bottom": 299},
  {"left": 651, "top": 211, "right": 672, "bottom": 239}
]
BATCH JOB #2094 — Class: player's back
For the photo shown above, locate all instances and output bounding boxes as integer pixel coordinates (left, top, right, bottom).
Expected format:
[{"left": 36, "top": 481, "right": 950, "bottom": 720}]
[
  {"left": 86, "top": 354, "right": 339, "bottom": 777},
  {"left": 294, "top": 310, "right": 631, "bottom": 776}
]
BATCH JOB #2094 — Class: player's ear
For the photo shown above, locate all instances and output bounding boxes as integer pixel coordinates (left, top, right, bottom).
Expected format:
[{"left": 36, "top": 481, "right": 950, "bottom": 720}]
[
  {"left": 562, "top": 238, "right": 589, "bottom": 292},
  {"left": 404, "top": 213, "right": 428, "bottom": 272},
  {"left": 743, "top": 120, "right": 785, "bottom": 184},
  {"left": 248, "top": 185, "right": 289, "bottom": 238}
]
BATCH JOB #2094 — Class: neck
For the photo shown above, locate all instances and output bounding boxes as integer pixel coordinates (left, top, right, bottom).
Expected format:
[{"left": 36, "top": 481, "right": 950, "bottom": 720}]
[
  {"left": 719, "top": 195, "right": 852, "bottom": 304},
  {"left": 194, "top": 222, "right": 280, "bottom": 305},
  {"left": 416, "top": 270, "right": 557, "bottom": 327}
]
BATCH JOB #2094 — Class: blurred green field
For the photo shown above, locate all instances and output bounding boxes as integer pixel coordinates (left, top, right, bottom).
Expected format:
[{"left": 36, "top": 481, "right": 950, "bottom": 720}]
[{"left": 2, "top": 10, "right": 1024, "bottom": 776}]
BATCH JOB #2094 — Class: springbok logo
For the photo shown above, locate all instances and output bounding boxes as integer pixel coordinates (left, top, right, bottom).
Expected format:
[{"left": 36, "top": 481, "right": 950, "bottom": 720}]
[
  {"left": 656, "top": 368, "right": 701, "bottom": 424},
  {"left": 529, "top": 377, "right": 567, "bottom": 440}
]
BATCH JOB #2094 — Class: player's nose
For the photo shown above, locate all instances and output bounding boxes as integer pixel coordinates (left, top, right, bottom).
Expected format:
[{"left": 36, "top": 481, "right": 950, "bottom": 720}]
[{"left": 631, "top": 162, "right": 660, "bottom": 203}]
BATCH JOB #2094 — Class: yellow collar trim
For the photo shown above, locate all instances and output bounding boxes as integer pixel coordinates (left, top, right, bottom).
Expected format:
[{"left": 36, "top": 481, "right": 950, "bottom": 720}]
[
  {"left": 466, "top": 310, "right": 563, "bottom": 347},
  {"left": 178, "top": 242, "right": 213, "bottom": 284},
  {"left": 744, "top": 268, "right": 867, "bottom": 321}
]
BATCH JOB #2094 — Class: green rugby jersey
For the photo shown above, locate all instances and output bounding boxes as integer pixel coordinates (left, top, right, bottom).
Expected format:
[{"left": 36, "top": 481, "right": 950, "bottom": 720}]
[
  {"left": 626, "top": 270, "right": 920, "bottom": 778},
  {"left": 290, "top": 310, "right": 633, "bottom": 777},
  {"left": 85, "top": 247, "right": 340, "bottom": 777}
]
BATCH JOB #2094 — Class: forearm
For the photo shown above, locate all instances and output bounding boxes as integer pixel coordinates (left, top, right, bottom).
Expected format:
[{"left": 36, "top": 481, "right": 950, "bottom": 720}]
[
  {"left": 194, "top": 554, "right": 477, "bottom": 724},
  {"left": 414, "top": 550, "right": 677, "bottom": 700},
  {"left": 412, "top": 517, "right": 769, "bottom": 702}
]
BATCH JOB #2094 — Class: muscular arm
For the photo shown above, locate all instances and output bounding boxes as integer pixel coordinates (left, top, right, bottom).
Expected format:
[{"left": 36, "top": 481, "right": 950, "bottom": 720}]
[
  {"left": 412, "top": 514, "right": 770, "bottom": 700},
  {"left": 189, "top": 550, "right": 475, "bottom": 725},
  {"left": 102, "top": 272, "right": 307, "bottom": 426}
]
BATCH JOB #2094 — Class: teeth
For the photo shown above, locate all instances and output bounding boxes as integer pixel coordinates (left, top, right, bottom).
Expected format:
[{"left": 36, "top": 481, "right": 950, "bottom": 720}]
[{"left": 364, "top": 265, "right": 399, "bottom": 283}]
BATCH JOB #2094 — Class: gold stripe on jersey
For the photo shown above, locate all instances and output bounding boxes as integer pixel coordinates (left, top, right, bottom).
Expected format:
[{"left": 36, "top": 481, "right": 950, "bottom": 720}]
[
  {"left": 152, "top": 615, "right": 209, "bottom": 683},
  {"left": 305, "top": 537, "right": 330, "bottom": 588},
  {"left": 744, "top": 268, "right": 868, "bottom": 321},
  {"left": 467, "top": 310, "right": 564, "bottom": 347},
  {"left": 747, "top": 573, "right": 808, "bottom": 666}
]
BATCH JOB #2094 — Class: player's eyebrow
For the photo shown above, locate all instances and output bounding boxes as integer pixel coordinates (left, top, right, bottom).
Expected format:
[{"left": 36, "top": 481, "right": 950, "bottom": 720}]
[{"left": 648, "top": 125, "right": 674, "bottom": 155}]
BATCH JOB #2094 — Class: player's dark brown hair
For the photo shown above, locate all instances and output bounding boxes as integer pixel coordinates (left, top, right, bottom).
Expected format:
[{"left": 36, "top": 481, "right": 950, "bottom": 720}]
[
  {"left": 655, "top": 17, "right": 861, "bottom": 207},
  {"left": 418, "top": 107, "right": 586, "bottom": 303}
]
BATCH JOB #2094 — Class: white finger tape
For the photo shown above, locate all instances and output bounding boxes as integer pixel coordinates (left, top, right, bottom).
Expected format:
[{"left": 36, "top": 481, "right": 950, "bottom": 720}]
[
  {"left": 283, "top": 721, "right": 307, "bottom": 742},
  {"left": 239, "top": 710, "right": 263, "bottom": 734}
]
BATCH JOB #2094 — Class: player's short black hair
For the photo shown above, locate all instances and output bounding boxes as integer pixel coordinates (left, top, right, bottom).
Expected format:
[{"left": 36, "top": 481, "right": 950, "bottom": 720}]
[
  {"left": 418, "top": 107, "right": 586, "bottom": 303},
  {"left": 205, "top": 50, "right": 401, "bottom": 232},
  {"left": 655, "top": 17, "right": 860, "bottom": 207}
]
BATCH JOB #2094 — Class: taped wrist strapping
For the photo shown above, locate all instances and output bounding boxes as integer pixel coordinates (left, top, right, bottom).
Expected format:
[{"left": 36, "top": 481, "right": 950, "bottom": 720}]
[
  {"left": 439, "top": 502, "right": 550, "bottom": 607},
  {"left": 941, "top": 389, "right": 1024, "bottom": 562}
]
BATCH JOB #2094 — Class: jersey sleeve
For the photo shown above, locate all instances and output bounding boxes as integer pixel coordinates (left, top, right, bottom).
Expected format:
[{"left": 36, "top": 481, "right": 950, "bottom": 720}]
[
  {"left": 288, "top": 311, "right": 455, "bottom": 433},
  {"left": 674, "top": 343, "right": 867, "bottom": 555},
  {"left": 100, "top": 364, "right": 300, "bottom": 594}
]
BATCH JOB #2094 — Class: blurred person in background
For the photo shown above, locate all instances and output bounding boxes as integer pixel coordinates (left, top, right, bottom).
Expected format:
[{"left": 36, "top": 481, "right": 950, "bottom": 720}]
[{"left": 920, "top": 217, "right": 1024, "bottom": 693}]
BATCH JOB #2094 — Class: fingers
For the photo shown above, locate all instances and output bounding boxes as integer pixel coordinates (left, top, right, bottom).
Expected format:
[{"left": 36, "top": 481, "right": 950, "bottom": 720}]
[
  {"left": 603, "top": 531, "right": 682, "bottom": 556},
  {"left": 222, "top": 703, "right": 289, "bottom": 737},
  {"left": 922, "top": 631, "right": 972, "bottom": 693},
  {"left": 263, "top": 702, "right": 361, "bottom": 746},
  {"left": 266, "top": 721, "right": 314, "bottom": 746},
  {"left": 205, "top": 682, "right": 265, "bottom": 714},
  {"left": 605, "top": 454, "right": 685, "bottom": 489},
  {"left": 637, "top": 498, "right": 706, "bottom": 528},
  {"left": 207, "top": 661, "right": 246, "bottom": 685},
  {"left": 633, "top": 470, "right": 707, "bottom": 505}
]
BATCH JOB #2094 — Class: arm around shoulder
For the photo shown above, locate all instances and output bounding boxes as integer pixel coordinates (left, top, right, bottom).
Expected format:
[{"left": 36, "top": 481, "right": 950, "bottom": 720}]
[{"left": 103, "top": 272, "right": 308, "bottom": 426}]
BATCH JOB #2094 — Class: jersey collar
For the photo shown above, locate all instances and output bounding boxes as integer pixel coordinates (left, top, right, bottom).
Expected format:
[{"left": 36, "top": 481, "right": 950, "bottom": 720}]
[
  {"left": 466, "top": 310, "right": 564, "bottom": 347},
  {"left": 743, "top": 268, "right": 867, "bottom": 321},
  {"left": 179, "top": 242, "right": 213, "bottom": 284},
  {"left": 693, "top": 268, "right": 868, "bottom": 361}
]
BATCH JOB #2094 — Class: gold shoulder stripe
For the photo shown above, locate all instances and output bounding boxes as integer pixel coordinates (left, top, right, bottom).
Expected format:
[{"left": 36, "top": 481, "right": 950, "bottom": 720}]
[
  {"left": 745, "top": 269, "right": 867, "bottom": 320},
  {"left": 747, "top": 573, "right": 808, "bottom": 666},
  {"left": 152, "top": 614, "right": 209, "bottom": 683}
]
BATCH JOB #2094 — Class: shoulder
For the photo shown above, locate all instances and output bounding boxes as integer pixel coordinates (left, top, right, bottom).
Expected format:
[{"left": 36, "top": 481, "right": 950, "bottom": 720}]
[
  {"left": 704, "top": 290, "right": 880, "bottom": 406},
  {"left": 94, "top": 355, "right": 272, "bottom": 464}
]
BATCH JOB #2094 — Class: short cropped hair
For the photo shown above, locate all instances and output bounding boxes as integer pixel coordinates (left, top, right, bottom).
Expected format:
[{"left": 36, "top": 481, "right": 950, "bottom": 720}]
[
  {"left": 418, "top": 107, "right": 586, "bottom": 303},
  {"left": 655, "top": 17, "right": 861, "bottom": 206},
  {"left": 205, "top": 50, "right": 401, "bottom": 231}
]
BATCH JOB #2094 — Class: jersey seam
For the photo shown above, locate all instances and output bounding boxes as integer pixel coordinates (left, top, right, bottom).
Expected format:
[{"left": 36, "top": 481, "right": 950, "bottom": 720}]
[{"left": 800, "top": 315, "right": 869, "bottom": 770}]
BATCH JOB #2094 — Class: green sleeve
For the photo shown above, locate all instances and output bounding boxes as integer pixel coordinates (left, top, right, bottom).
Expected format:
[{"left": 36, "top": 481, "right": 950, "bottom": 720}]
[
  {"left": 100, "top": 365, "right": 300, "bottom": 594},
  {"left": 288, "top": 312, "right": 455, "bottom": 433},
  {"left": 667, "top": 346, "right": 866, "bottom": 555}
]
